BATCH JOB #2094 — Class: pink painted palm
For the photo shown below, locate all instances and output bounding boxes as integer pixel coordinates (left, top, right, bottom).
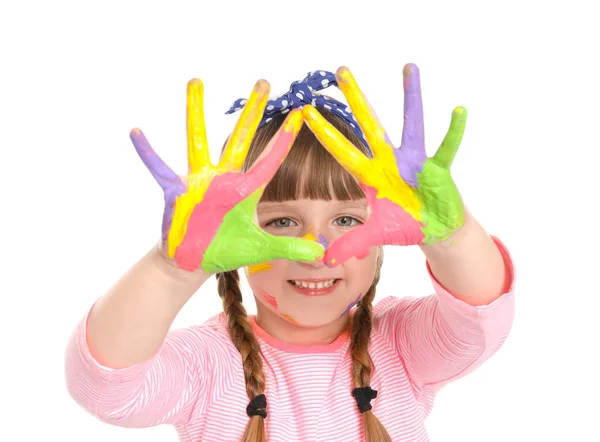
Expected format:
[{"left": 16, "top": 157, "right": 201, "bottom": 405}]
[
  {"left": 303, "top": 64, "right": 467, "bottom": 266},
  {"left": 130, "top": 79, "right": 324, "bottom": 273}
]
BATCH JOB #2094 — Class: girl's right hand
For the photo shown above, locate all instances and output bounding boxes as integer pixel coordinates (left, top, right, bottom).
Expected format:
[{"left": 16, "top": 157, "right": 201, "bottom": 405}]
[{"left": 130, "top": 78, "right": 324, "bottom": 273}]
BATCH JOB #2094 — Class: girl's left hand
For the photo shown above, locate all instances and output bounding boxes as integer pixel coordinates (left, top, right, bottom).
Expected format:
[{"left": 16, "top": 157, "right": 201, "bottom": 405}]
[{"left": 303, "top": 64, "right": 467, "bottom": 266}]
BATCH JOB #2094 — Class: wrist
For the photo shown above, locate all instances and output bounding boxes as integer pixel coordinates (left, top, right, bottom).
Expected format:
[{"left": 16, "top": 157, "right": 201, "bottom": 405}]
[
  {"left": 152, "top": 241, "right": 213, "bottom": 287},
  {"left": 419, "top": 205, "right": 472, "bottom": 255}
]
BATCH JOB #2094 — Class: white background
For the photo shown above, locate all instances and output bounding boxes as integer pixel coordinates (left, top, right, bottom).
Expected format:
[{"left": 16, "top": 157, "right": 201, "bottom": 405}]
[{"left": 1, "top": 0, "right": 599, "bottom": 441}]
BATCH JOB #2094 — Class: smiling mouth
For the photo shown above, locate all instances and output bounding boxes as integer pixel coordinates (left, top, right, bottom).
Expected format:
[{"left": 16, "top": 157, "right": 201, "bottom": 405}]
[{"left": 287, "top": 279, "right": 341, "bottom": 296}]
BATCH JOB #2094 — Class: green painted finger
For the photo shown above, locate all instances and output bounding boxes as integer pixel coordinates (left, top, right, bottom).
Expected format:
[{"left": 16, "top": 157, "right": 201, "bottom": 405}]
[
  {"left": 201, "top": 190, "right": 324, "bottom": 273},
  {"left": 258, "top": 230, "right": 325, "bottom": 263},
  {"left": 432, "top": 106, "right": 467, "bottom": 169}
]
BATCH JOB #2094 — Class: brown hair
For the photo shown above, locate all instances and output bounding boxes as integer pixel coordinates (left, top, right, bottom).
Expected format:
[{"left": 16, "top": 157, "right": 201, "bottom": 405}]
[{"left": 216, "top": 110, "right": 390, "bottom": 442}]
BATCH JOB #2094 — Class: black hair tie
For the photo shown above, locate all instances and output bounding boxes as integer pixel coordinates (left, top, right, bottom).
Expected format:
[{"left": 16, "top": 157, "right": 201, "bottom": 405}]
[
  {"left": 352, "top": 387, "right": 378, "bottom": 413},
  {"left": 246, "top": 394, "right": 267, "bottom": 419}
]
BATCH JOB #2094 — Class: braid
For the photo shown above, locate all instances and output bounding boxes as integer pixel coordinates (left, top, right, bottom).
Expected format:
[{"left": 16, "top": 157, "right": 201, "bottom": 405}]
[
  {"left": 217, "top": 270, "right": 266, "bottom": 442},
  {"left": 350, "top": 247, "right": 392, "bottom": 442}
]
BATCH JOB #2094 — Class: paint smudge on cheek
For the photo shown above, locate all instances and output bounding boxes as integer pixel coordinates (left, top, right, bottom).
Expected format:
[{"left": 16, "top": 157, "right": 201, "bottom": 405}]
[
  {"left": 281, "top": 313, "right": 298, "bottom": 324},
  {"left": 260, "top": 290, "right": 278, "bottom": 310},
  {"left": 339, "top": 292, "right": 362, "bottom": 318},
  {"left": 246, "top": 262, "right": 272, "bottom": 275}
]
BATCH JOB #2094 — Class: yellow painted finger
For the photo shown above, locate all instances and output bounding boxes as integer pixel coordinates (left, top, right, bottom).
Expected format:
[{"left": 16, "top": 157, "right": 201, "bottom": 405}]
[
  {"left": 335, "top": 66, "right": 388, "bottom": 157},
  {"left": 186, "top": 79, "right": 210, "bottom": 174},
  {"left": 220, "top": 79, "right": 270, "bottom": 171},
  {"left": 302, "top": 105, "right": 374, "bottom": 186}
]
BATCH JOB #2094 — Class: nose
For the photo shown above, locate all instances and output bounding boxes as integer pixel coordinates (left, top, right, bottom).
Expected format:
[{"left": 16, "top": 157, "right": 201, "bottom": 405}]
[
  {"left": 300, "top": 224, "right": 332, "bottom": 248},
  {"left": 297, "top": 227, "right": 331, "bottom": 268},
  {"left": 297, "top": 256, "right": 328, "bottom": 269}
]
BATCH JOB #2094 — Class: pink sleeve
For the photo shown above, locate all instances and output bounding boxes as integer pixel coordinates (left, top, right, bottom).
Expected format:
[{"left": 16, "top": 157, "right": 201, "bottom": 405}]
[
  {"left": 64, "top": 306, "right": 233, "bottom": 428},
  {"left": 376, "top": 236, "right": 515, "bottom": 394}
]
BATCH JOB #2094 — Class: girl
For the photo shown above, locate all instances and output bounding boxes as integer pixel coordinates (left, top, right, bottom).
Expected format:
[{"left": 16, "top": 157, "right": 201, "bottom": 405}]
[{"left": 65, "top": 65, "right": 515, "bottom": 442}]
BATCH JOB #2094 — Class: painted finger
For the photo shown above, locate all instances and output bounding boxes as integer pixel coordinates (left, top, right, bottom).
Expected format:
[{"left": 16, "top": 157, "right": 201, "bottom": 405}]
[
  {"left": 186, "top": 79, "right": 211, "bottom": 174},
  {"left": 400, "top": 63, "right": 425, "bottom": 154},
  {"left": 130, "top": 128, "right": 184, "bottom": 192},
  {"left": 326, "top": 195, "right": 426, "bottom": 266},
  {"left": 433, "top": 106, "right": 467, "bottom": 169},
  {"left": 302, "top": 105, "right": 374, "bottom": 186},
  {"left": 335, "top": 66, "right": 391, "bottom": 157},
  {"left": 200, "top": 189, "right": 324, "bottom": 273},
  {"left": 323, "top": 222, "right": 385, "bottom": 267},
  {"left": 242, "top": 109, "right": 303, "bottom": 198},
  {"left": 220, "top": 79, "right": 270, "bottom": 171},
  {"left": 397, "top": 63, "right": 427, "bottom": 188}
]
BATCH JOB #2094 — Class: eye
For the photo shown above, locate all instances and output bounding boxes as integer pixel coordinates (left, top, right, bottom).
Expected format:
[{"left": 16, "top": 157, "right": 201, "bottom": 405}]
[
  {"left": 335, "top": 216, "right": 362, "bottom": 227},
  {"left": 265, "top": 217, "right": 298, "bottom": 228}
]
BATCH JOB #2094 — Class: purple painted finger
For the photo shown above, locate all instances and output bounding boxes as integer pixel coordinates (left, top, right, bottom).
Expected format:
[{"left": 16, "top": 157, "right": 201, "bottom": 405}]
[
  {"left": 395, "top": 63, "right": 427, "bottom": 188},
  {"left": 130, "top": 128, "right": 185, "bottom": 194},
  {"left": 130, "top": 128, "right": 186, "bottom": 243}
]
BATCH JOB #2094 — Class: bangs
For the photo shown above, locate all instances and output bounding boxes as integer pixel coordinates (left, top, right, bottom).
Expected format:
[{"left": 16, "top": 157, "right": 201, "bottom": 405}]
[{"left": 241, "top": 111, "right": 371, "bottom": 202}]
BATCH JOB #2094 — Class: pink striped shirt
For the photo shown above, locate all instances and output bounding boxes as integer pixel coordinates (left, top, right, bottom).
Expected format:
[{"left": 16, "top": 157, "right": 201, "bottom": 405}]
[{"left": 65, "top": 237, "right": 515, "bottom": 441}]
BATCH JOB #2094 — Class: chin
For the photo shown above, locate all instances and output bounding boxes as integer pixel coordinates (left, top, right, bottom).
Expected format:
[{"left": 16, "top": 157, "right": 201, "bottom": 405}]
[{"left": 278, "top": 311, "right": 347, "bottom": 328}]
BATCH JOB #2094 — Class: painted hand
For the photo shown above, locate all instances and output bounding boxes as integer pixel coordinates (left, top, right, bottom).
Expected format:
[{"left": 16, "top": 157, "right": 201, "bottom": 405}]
[
  {"left": 303, "top": 64, "right": 466, "bottom": 266},
  {"left": 130, "top": 79, "right": 324, "bottom": 273}
]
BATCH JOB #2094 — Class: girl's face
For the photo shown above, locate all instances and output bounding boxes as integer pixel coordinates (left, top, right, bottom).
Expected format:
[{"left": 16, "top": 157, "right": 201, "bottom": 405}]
[{"left": 246, "top": 198, "right": 379, "bottom": 328}]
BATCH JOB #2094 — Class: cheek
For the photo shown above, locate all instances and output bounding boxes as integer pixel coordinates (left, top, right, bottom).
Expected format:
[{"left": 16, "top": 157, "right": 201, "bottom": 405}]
[
  {"left": 246, "top": 259, "right": 289, "bottom": 282},
  {"left": 339, "top": 292, "right": 363, "bottom": 317},
  {"left": 246, "top": 260, "right": 290, "bottom": 310},
  {"left": 344, "top": 248, "right": 378, "bottom": 281},
  {"left": 257, "top": 289, "right": 278, "bottom": 309},
  {"left": 246, "top": 262, "right": 274, "bottom": 276}
]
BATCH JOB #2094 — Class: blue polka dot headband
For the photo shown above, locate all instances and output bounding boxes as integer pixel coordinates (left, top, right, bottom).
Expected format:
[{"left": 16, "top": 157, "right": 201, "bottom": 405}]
[{"left": 225, "top": 70, "right": 369, "bottom": 149}]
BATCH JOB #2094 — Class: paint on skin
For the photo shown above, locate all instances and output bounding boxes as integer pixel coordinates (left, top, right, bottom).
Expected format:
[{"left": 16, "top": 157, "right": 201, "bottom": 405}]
[
  {"left": 281, "top": 313, "right": 298, "bottom": 324},
  {"left": 190, "top": 111, "right": 312, "bottom": 272},
  {"left": 324, "top": 185, "right": 424, "bottom": 266},
  {"left": 317, "top": 234, "right": 330, "bottom": 250},
  {"left": 301, "top": 231, "right": 317, "bottom": 241},
  {"left": 302, "top": 226, "right": 330, "bottom": 251},
  {"left": 260, "top": 290, "right": 278, "bottom": 309},
  {"left": 302, "top": 64, "right": 466, "bottom": 261},
  {"left": 247, "top": 262, "right": 272, "bottom": 275},
  {"left": 330, "top": 68, "right": 423, "bottom": 221},
  {"left": 220, "top": 80, "right": 270, "bottom": 171},
  {"left": 301, "top": 225, "right": 318, "bottom": 242},
  {"left": 130, "top": 128, "right": 186, "bottom": 244},
  {"left": 131, "top": 87, "right": 324, "bottom": 272},
  {"left": 414, "top": 106, "right": 466, "bottom": 244},
  {"left": 170, "top": 79, "right": 270, "bottom": 259},
  {"left": 302, "top": 104, "right": 422, "bottom": 224},
  {"left": 199, "top": 131, "right": 324, "bottom": 272},
  {"left": 395, "top": 63, "right": 427, "bottom": 188},
  {"left": 339, "top": 292, "right": 362, "bottom": 317}
]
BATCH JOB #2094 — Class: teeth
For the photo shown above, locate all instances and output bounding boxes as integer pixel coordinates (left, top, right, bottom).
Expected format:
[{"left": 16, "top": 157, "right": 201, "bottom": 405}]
[{"left": 292, "top": 279, "right": 337, "bottom": 289}]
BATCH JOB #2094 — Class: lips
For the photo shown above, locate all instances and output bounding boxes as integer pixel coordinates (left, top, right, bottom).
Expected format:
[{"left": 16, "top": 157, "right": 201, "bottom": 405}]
[{"left": 287, "top": 279, "right": 341, "bottom": 296}]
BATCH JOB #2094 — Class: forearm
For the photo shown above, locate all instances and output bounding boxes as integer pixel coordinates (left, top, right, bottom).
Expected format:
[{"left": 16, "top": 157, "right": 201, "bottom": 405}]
[
  {"left": 86, "top": 244, "right": 211, "bottom": 369},
  {"left": 420, "top": 208, "right": 509, "bottom": 306}
]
